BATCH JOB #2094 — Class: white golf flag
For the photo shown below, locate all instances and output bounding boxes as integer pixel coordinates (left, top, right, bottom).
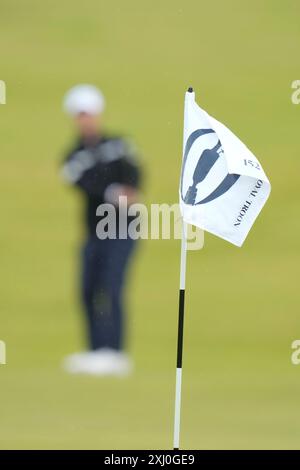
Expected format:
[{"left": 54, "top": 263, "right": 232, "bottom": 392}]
[{"left": 179, "top": 89, "right": 271, "bottom": 247}]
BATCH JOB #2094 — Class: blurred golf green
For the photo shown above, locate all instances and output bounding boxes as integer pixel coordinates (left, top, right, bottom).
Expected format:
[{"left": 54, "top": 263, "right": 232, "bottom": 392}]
[{"left": 0, "top": 0, "right": 299, "bottom": 449}]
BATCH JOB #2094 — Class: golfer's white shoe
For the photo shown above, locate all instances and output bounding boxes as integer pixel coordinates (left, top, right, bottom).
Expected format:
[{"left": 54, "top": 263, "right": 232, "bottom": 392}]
[{"left": 63, "top": 349, "right": 133, "bottom": 376}]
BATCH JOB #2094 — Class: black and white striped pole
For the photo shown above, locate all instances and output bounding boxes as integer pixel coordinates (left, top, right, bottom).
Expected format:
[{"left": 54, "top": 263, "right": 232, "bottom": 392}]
[
  {"left": 173, "top": 86, "right": 193, "bottom": 450},
  {"left": 173, "top": 219, "right": 187, "bottom": 450}
]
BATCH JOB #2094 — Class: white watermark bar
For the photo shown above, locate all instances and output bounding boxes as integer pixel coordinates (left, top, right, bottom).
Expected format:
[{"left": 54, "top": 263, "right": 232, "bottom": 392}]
[
  {"left": 0, "top": 80, "right": 6, "bottom": 104},
  {"left": 95, "top": 197, "right": 204, "bottom": 250},
  {"left": 0, "top": 340, "right": 6, "bottom": 364}
]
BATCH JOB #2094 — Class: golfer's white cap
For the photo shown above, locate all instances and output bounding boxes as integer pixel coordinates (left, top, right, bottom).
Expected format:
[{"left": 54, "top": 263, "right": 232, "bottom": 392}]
[{"left": 63, "top": 84, "right": 105, "bottom": 116}]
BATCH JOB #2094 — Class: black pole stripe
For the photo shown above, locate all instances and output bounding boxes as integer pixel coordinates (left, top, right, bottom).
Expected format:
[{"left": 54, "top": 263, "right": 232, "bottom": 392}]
[{"left": 176, "top": 289, "right": 185, "bottom": 368}]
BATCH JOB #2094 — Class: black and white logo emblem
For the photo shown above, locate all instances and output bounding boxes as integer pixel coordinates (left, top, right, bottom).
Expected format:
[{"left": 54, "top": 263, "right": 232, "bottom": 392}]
[{"left": 180, "top": 129, "right": 240, "bottom": 205}]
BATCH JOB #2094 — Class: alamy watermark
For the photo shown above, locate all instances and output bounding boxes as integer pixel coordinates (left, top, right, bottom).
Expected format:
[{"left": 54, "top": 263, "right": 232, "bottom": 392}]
[
  {"left": 291, "top": 340, "right": 300, "bottom": 365},
  {"left": 291, "top": 80, "right": 300, "bottom": 104},
  {"left": 0, "top": 340, "right": 6, "bottom": 365},
  {"left": 95, "top": 197, "right": 204, "bottom": 250},
  {"left": 0, "top": 80, "right": 6, "bottom": 104}
]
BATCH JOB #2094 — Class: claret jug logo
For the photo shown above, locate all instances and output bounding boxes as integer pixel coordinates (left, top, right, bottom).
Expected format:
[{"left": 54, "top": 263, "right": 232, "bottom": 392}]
[{"left": 180, "top": 129, "right": 239, "bottom": 206}]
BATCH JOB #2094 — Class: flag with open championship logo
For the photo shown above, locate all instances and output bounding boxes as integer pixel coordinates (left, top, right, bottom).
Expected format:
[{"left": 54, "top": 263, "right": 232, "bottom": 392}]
[{"left": 179, "top": 89, "right": 271, "bottom": 247}]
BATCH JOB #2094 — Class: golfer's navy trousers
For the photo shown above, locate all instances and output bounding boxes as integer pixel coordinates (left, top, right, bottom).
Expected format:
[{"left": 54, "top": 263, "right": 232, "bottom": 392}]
[{"left": 81, "top": 236, "right": 136, "bottom": 351}]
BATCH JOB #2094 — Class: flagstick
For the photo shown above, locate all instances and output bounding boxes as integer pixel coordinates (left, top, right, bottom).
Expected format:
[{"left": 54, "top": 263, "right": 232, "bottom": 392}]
[{"left": 173, "top": 220, "right": 187, "bottom": 450}]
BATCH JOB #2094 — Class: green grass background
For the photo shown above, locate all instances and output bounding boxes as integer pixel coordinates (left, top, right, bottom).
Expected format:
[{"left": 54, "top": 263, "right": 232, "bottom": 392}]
[{"left": 0, "top": 0, "right": 299, "bottom": 449}]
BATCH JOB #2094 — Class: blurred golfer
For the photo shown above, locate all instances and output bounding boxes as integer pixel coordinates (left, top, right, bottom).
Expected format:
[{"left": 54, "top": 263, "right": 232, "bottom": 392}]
[{"left": 61, "top": 84, "right": 141, "bottom": 376}]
